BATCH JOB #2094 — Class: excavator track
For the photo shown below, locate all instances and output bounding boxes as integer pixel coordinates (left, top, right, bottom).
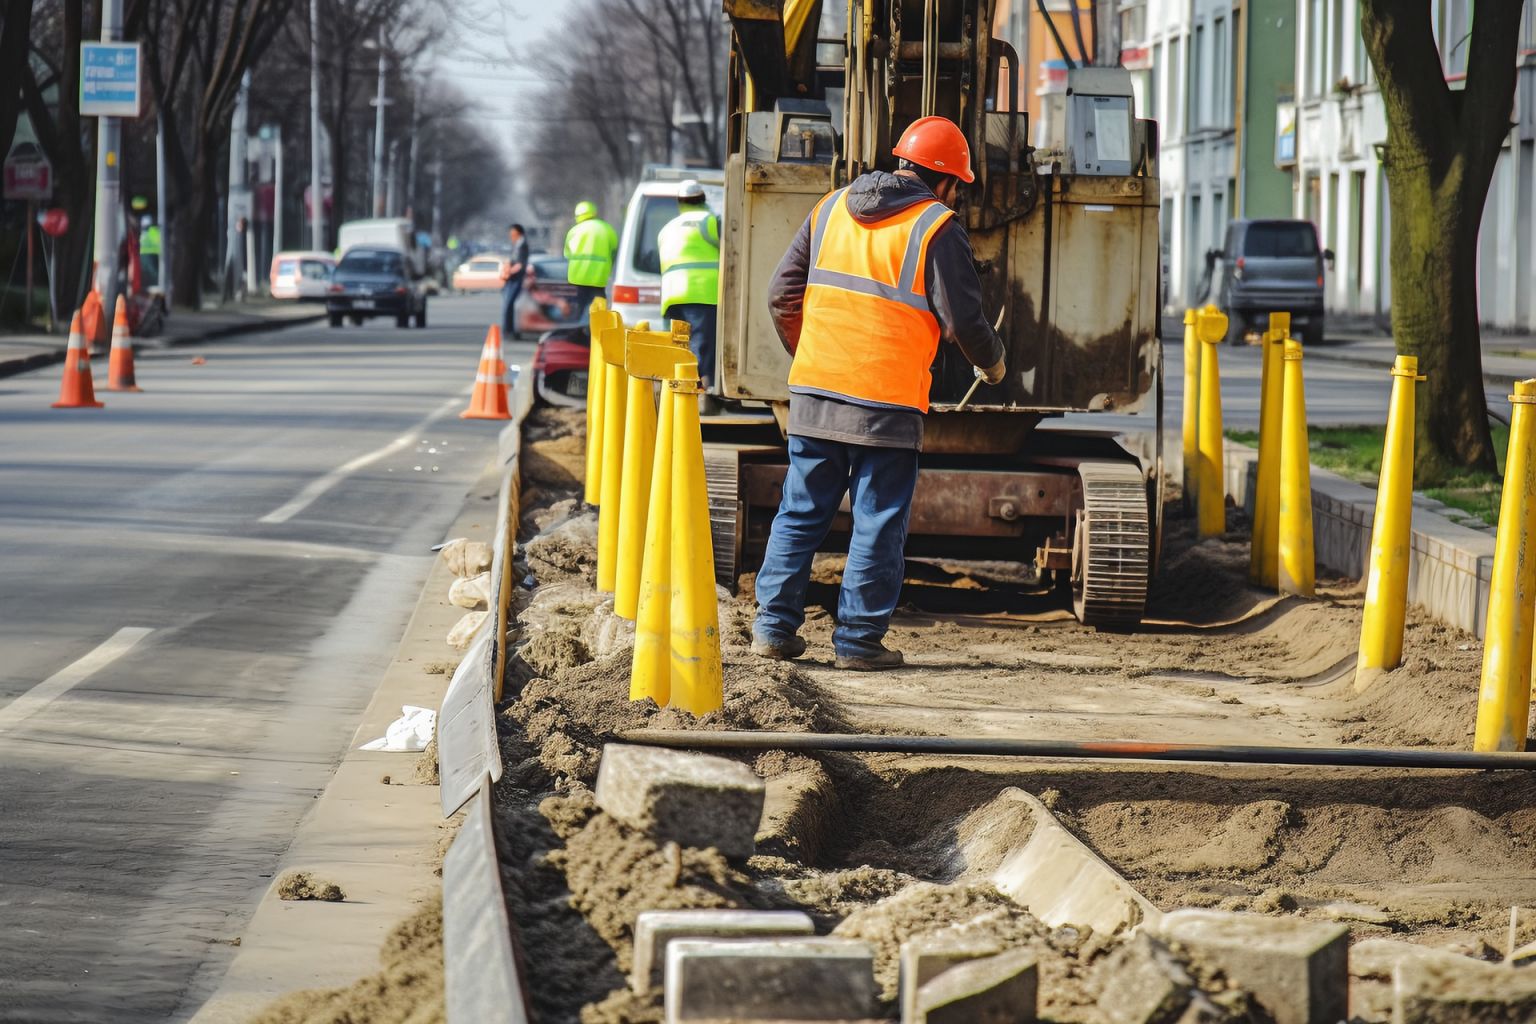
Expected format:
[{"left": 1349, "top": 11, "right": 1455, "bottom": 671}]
[
  {"left": 703, "top": 447, "right": 743, "bottom": 593},
  {"left": 1071, "top": 460, "right": 1151, "bottom": 630}
]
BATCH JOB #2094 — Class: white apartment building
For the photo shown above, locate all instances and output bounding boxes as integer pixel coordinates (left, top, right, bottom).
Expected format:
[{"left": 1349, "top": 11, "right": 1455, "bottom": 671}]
[{"left": 1136, "top": 0, "right": 1240, "bottom": 309}]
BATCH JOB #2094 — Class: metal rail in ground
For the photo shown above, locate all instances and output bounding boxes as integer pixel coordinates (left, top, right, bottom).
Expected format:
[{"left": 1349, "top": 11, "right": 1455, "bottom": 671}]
[{"left": 616, "top": 729, "right": 1536, "bottom": 771}]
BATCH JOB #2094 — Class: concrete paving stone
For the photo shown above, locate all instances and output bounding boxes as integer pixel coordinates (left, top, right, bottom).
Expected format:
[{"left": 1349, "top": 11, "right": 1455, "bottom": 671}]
[
  {"left": 1393, "top": 955, "right": 1536, "bottom": 1022},
  {"left": 632, "top": 909, "right": 816, "bottom": 993},
  {"left": 663, "top": 937, "right": 878, "bottom": 1022},
  {"left": 1092, "top": 932, "right": 1198, "bottom": 1024},
  {"left": 911, "top": 948, "right": 1037, "bottom": 1024},
  {"left": 1152, "top": 909, "right": 1348, "bottom": 1024},
  {"left": 899, "top": 934, "right": 1005, "bottom": 1023},
  {"left": 595, "top": 743, "right": 766, "bottom": 859}
]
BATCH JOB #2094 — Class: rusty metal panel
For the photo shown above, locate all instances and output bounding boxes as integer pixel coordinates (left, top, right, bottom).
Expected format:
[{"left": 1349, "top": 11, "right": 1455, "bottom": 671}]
[
  {"left": 740, "top": 463, "right": 1076, "bottom": 537},
  {"left": 720, "top": 149, "right": 826, "bottom": 402}
]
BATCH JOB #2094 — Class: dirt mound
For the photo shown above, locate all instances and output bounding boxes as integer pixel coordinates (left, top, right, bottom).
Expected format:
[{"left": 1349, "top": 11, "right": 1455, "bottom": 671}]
[
  {"left": 275, "top": 872, "right": 345, "bottom": 902},
  {"left": 244, "top": 898, "right": 444, "bottom": 1024},
  {"left": 1332, "top": 616, "right": 1484, "bottom": 748}
]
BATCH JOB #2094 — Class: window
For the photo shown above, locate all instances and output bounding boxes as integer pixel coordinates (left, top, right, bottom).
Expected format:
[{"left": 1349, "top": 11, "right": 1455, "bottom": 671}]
[
  {"left": 1150, "top": 41, "right": 1161, "bottom": 123},
  {"left": 1185, "top": 24, "right": 1198, "bottom": 126},
  {"left": 1307, "top": 0, "right": 1326, "bottom": 98},
  {"left": 1182, "top": 33, "right": 1194, "bottom": 132},
  {"left": 338, "top": 250, "right": 402, "bottom": 275},
  {"left": 1329, "top": 0, "right": 1344, "bottom": 88},
  {"left": 1241, "top": 222, "right": 1320, "bottom": 258},
  {"left": 1213, "top": 16, "right": 1228, "bottom": 126},
  {"left": 1443, "top": 0, "right": 1471, "bottom": 77}
]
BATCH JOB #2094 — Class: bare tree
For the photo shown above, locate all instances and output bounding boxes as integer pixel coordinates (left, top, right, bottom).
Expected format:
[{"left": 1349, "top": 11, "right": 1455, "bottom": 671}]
[
  {"left": 1360, "top": 0, "right": 1526, "bottom": 482},
  {"left": 129, "top": 0, "right": 299, "bottom": 307}
]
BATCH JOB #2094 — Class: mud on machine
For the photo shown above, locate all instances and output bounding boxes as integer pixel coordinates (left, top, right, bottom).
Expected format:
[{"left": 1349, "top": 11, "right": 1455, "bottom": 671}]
[{"left": 707, "top": 0, "right": 1163, "bottom": 630}]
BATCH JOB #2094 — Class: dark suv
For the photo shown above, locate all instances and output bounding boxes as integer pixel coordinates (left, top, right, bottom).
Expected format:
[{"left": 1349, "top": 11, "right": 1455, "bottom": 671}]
[
  {"left": 1209, "top": 220, "right": 1333, "bottom": 346},
  {"left": 326, "top": 247, "right": 427, "bottom": 328}
]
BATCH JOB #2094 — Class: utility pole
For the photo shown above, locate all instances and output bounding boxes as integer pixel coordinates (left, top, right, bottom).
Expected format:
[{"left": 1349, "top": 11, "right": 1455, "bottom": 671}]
[
  {"left": 156, "top": 109, "right": 171, "bottom": 306},
  {"left": 309, "top": 0, "right": 325, "bottom": 250},
  {"left": 225, "top": 70, "right": 251, "bottom": 300},
  {"left": 273, "top": 123, "right": 284, "bottom": 257},
  {"left": 370, "top": 26, "right": 389, "bottom": 217},
  {"left": 431, "top": 159, "right": 441, "bottom": 240},
  {"left": 385, "top": 139, "right": 399, "bottom": 216},
  {"left": 92, "top": 0, "right": 125, "bottom": 311}
]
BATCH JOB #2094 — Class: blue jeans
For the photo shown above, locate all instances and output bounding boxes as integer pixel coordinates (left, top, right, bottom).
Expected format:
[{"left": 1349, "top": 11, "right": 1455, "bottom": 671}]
[
  {"left": 753, "top": 434, "right": 919, "bottom": 657},
  {"left": 500, "top": 280, "right": 523, "bottom": 336},
  {"left": 667, "top": 303, "right": 716, "bottom": 388}
]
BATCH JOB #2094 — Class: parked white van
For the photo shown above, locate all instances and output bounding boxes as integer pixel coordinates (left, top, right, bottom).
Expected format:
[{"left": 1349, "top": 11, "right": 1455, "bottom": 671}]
[{"left": 610, "top": 167, "right": 724, "bottom": 329}]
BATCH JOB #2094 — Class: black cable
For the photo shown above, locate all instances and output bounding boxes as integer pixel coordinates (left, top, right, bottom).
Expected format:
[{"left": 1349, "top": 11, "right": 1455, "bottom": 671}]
[{"left": 1035, "top": 0, "right": 1078, "bottom": 71}]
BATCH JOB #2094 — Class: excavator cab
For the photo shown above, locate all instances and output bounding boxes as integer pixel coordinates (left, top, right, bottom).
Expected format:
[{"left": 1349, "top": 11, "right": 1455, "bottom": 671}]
[{"left": 713, "top": 0, "right": 1164, "bottom": 630}]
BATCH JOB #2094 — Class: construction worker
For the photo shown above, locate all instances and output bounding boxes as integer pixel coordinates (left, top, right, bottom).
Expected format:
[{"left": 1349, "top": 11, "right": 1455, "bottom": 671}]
[
  {"left": 564, "top": 200, "right": 618, "bottom": 315},
  {"left": 657, "top": 180, "right": 720, "bottom": 389},
  {"left": 751, "top": 116, "right": 1007, "bottom": 671}
]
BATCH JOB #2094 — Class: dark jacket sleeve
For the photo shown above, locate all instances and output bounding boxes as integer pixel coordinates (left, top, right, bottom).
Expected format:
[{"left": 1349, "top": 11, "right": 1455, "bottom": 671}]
[
  {"left": 925, "top": 220, "right": 1006, "bottom": 369},
  {"left": 767, "top": 213, "right": 814, "bottom": 355}
]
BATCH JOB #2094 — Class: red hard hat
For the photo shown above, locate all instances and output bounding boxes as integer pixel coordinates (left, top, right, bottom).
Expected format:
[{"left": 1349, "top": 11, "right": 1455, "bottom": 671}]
[{"left": 892, "top": 116, "right": 975, "bottom": 184}]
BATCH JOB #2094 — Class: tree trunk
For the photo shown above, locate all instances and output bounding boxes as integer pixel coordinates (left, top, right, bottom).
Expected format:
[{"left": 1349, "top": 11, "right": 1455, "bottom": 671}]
[
  {"left": 0, "top": 0, "right": 35, "bottom": 162},
  {"left": 173, "top": 145, "right": 215, "bottom": 308},
  {"left": 1361, "top": 0, "right": 1523, "bottom": 485},
  {"left": 1383, "top": 153, "right": 1496, "bottom": 480}
]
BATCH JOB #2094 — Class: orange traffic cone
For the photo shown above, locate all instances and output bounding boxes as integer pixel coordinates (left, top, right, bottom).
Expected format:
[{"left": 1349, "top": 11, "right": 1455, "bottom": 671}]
[
  {"left": 107, "top": 296, "right": 142, "bottom": 391},
  {"left": 460, "top": 325, "right": 511, "bottom": 420},
  {"left": 52, "top": 311, "right": 105, "bottom": 409},
  {"left": 80, "top": 287, "right": 106, "bottom": 357}
]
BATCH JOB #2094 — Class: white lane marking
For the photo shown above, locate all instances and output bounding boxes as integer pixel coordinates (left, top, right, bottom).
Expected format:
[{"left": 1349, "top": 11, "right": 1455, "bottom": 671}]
[
  {"left": 0, "top": 627, "right": 155, "bottom": 734},
  {"left": 258, "top": 393, "right": 466, "bottom": 524}
]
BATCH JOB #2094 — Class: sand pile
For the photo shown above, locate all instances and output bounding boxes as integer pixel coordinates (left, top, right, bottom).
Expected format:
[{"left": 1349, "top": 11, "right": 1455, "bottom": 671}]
[{"left": 245, "top": 898, "right": 444, "bottom": 1024}]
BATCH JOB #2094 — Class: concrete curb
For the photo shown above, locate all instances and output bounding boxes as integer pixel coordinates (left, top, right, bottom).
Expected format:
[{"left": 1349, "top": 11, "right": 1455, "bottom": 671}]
[
  {"left": 442, "top": 786, "right": 531, "bottom": 1023},
  {"left": 1304, "top": 344, "right": 1528, "bottom": 392},
  {"left": 1219, "top": 440, "right": 1495, "bottom": 640},
  {"left": 0, "top": 307, "right": 324, "bottom": 380},
  {"left": 438, "top": 368, "right": 537, "bottom": 1023}
]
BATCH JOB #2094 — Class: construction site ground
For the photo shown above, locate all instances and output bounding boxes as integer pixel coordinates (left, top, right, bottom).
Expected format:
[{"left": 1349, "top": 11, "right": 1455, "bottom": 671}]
[{"left": 493, "top": 405, "right": 1536, "bottom": 1023}]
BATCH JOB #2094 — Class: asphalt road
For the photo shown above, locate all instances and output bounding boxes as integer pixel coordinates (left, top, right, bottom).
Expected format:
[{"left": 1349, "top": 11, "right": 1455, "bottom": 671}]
[{"left": 0, "top": 294, "right": 531, "bottom": 1023}]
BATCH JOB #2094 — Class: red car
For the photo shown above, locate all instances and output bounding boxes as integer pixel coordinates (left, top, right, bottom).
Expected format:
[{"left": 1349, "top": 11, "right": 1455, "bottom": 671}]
[
  {"left": 514, "top": 254, "right": 584, "bottom": 340},
  {"left": 532, "top": 327, "right": 591, "bottom": 408}
]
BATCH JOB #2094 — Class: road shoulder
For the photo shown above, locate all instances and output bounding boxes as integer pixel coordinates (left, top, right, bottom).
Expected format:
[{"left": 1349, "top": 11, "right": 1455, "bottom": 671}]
[{"left": 184, "top": 458, "right": 502, "bottom": 1023}]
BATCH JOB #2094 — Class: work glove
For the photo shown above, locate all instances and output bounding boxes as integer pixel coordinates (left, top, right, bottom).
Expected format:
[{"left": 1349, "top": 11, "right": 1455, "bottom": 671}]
[{"left": 980, "top": 358, "right": 1006, "bottom": 385}]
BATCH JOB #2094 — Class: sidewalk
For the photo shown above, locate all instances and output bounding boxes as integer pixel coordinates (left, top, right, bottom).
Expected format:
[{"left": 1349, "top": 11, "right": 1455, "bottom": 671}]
[
  {"left": 0, "top": 300, "right": 324, "bottom": 380},
  {"left": 1161, "top": 312, "right": 1536, "bottom": 389}
]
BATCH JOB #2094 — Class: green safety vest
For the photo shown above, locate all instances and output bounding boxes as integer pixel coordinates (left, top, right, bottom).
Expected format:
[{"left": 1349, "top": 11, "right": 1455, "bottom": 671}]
[
  {"left": 564, "top": 217, "right": 618, "bottom": 288},
  {"left": 141, "top": 225, "right": 162, "bottom": 256},
  {"left": 658, "top": 209, "right": 720, "bottom": 312}
]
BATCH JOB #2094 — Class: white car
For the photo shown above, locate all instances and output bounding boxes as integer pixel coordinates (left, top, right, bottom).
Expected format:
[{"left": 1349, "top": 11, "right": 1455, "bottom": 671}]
[
  {"left": 269, "top": 251, "right": 334, "bottom": 300},
  {"left": 609, "top": 169, "right": 724, "bottom": 329}
]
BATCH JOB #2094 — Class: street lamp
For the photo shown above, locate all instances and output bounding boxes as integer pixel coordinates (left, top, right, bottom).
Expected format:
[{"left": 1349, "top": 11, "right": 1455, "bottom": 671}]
[{"left": 364, "top": 28, "right": 393, "bottom": 217}]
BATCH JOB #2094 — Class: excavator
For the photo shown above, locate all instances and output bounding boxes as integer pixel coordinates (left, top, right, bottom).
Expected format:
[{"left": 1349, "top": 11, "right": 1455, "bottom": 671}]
[{"left": 708, "top": 0, "right": 1162, "bottom": 629}]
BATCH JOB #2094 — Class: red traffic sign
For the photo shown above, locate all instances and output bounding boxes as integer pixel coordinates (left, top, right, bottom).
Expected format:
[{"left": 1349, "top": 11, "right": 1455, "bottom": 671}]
[
  {"left": 39, "top": 207, "right": 70, "bottom": 237},
  {"left": 4, "top": 146, "right": 53, "bottom": 201}
]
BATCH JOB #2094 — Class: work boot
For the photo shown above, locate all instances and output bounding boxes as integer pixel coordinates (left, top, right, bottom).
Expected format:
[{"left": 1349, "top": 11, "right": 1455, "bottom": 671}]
[
  {"left": 834, "top": 645, "right": 905, "bottom": 671},
  {"left": 751, "top": 635, "right": 807, "bottom": 661}
]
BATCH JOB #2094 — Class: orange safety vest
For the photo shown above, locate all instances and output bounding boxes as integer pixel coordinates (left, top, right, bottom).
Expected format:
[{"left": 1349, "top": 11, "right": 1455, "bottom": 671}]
[{"left": 788, "top": 186, "right": 954, "bottom": 412}]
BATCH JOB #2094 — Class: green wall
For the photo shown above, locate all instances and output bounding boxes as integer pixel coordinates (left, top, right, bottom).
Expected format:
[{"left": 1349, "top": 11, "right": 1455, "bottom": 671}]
[{"left": 1240, "top": 0, "right": 1297, "bottom": 218}]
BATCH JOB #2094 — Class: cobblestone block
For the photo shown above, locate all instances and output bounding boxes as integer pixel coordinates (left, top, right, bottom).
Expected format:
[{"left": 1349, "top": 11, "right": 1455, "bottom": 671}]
[
  {"left": 1394, "top": 954, "right": 1536, "bottom": 1022},
  {"left": 631, "top": 909, "right": 816, "bottom": 993},
  {"left": 594, "top": 743, "right": 766, "bottom": 858},
  {"left": 912, "top": 948, "right": 1037, "bottom": 1023},
  {"left": 663, "top": 937, "right": 878, "bottom": 1022},
  {"left": 898, "top": 934, "right": 1003, "bottom": 1023},
  {"left": 1153, "top": 909, "right": 1348, "bottom": 1024}
]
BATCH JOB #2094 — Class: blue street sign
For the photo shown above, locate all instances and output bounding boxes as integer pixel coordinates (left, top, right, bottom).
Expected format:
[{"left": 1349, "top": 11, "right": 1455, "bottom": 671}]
[{"left": 80, "top": 42, "right": 142, "bottom": 118}]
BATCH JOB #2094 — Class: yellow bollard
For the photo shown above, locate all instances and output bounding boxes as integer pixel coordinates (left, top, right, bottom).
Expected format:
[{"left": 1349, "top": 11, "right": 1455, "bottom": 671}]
[
  {"left": 1475, "top": 379, "right": 1536, "bottom": 751},
  {"left": 667, "top": 361, "right": 724, "bottom": 716},
  {"left": 630, "top": 371, "right": 678, "bottom": 705},
  {"left": 614, "top": 323, "right": 691, "bottom": 621},
  {"left": 1276, "top": 338, "right": 1315, "bottom": 597},
  {"left": 1355, "top": 355, "right": 1426, "bottom": 689},
  {"left": 1181, "top": 309, "right": 1199, "bottom": 512},
  {"left": 1195, "top": 305, "right": 1229, "bottom": 537},
  {"left": 595, "top": 320, "right": 628, "bottom": 593},
  {"left": 583, "top": 303, "right": 612, "bottom": 506},
  {"left": 1249, "top": 313, "right": 1289, "bottom": 587}
]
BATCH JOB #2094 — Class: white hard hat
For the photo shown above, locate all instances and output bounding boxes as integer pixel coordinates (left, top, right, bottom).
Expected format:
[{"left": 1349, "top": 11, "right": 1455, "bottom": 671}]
[{"left": 677, "top": 179, "right": 706, "bottom": 202}]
